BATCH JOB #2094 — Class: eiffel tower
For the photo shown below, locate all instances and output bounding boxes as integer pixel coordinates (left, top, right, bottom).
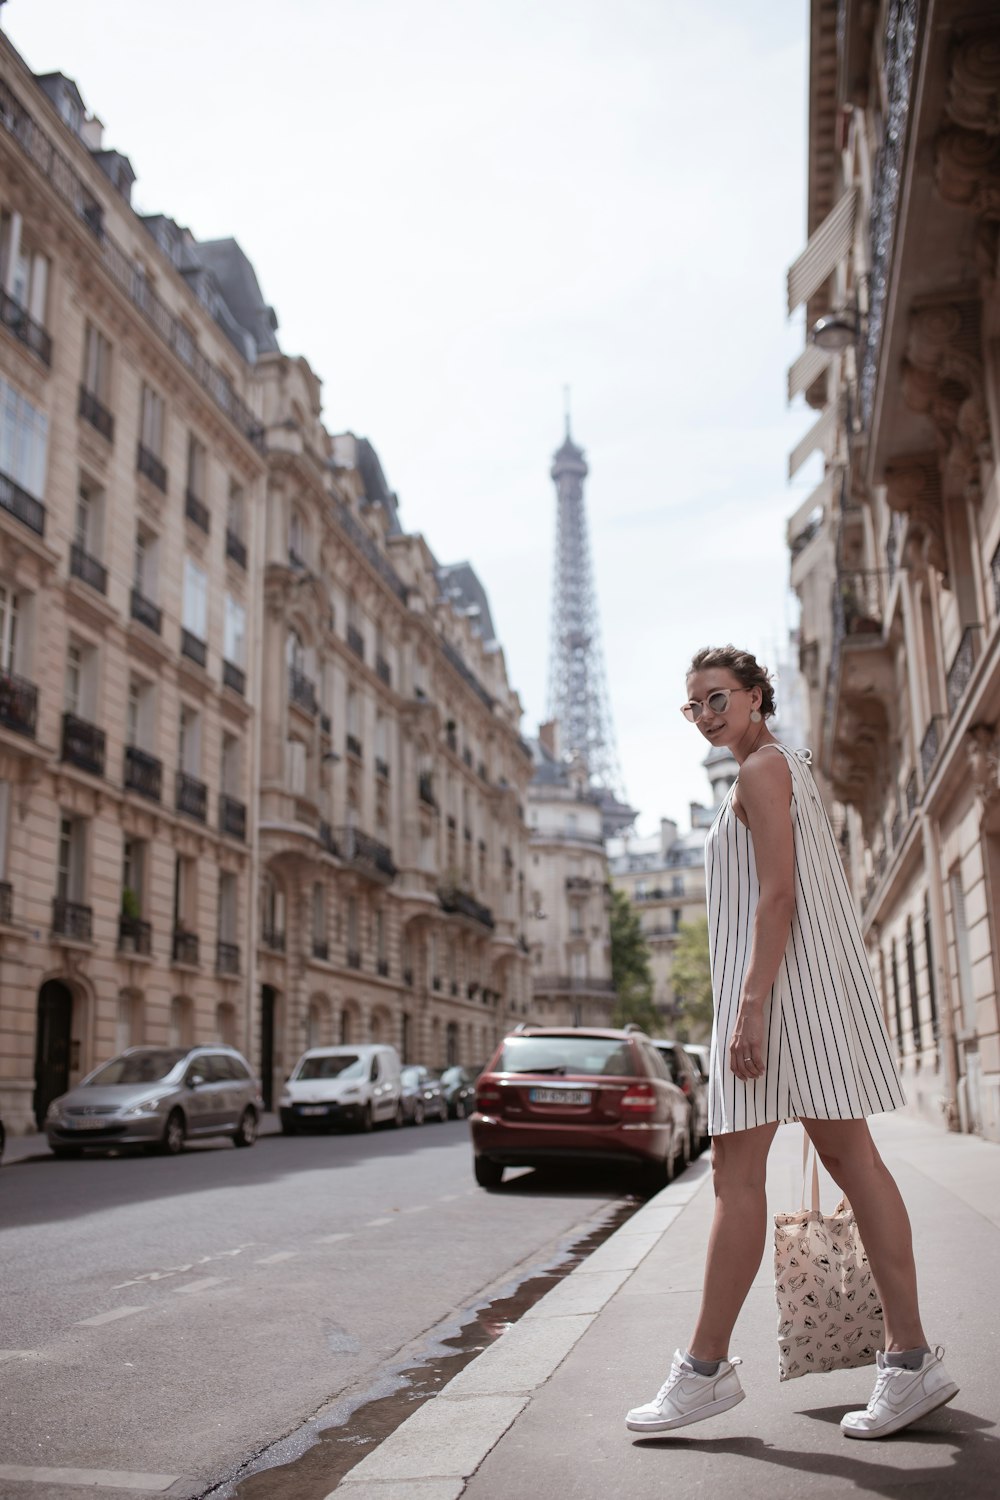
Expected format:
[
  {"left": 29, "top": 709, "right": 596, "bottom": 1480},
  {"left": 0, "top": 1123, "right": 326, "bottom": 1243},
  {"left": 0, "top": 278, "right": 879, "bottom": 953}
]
[{"left": 546, "top": 409, "right": 635, "bottom": 836}]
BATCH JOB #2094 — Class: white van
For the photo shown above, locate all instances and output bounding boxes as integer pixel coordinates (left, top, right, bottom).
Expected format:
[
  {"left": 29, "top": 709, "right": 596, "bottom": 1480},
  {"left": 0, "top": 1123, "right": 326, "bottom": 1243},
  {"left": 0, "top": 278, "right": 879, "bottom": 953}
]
[{"left": 279, "top": 1044, "right": 403, "bottom": 1134}]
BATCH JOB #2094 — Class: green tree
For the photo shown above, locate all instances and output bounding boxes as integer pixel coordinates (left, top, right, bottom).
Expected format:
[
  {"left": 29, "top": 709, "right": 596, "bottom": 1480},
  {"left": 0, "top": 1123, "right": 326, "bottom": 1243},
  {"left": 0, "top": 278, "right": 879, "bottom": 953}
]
[
  {"left": 609, "top": 887, "right": 660, "bottom": 1033},
  {"left": 670, "top": 916, "right": 714, "bottom": 1042}
]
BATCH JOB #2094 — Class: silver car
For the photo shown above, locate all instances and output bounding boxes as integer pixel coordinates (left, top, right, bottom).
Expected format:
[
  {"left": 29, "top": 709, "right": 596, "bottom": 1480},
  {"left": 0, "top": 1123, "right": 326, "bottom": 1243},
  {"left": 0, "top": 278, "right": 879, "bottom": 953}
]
[{"left": 44, "top": 1045, "right": 263, "bottom": 1157}]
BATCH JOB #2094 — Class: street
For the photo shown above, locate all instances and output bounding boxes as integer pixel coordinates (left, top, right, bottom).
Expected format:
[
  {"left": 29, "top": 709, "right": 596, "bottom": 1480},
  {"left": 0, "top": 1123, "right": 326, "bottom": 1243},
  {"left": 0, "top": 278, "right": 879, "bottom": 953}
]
[{"left": 0, "top": 1118, "right": 637, "bottom": 1498}]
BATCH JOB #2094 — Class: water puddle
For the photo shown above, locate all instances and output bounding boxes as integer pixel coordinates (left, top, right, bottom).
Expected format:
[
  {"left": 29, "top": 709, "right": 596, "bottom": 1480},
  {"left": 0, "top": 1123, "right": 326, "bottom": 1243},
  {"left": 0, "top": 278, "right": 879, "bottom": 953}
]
[{"left": 205, "top": 1195, "right": 639, "bottom": 1499}]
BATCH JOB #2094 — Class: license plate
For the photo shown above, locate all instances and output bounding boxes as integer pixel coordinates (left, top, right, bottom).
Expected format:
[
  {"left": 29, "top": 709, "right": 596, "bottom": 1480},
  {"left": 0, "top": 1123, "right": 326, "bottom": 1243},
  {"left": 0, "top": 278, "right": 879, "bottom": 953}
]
[
  {"left": 529, "top": 1088, "right": 591, "bottom": 1106},
  {"left": 299, "top": 1105, "right": 329, "bottom": 1116},
  {"left": 68, "top": 1117, "right": 111, "bottom": 1130}
]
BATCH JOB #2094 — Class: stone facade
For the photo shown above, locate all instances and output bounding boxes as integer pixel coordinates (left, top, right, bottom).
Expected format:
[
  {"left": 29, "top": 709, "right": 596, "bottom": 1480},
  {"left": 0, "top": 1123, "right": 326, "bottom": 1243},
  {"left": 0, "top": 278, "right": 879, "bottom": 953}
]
[{"left": 786, "top": 0, "right": 1000, "bottom": 1142}]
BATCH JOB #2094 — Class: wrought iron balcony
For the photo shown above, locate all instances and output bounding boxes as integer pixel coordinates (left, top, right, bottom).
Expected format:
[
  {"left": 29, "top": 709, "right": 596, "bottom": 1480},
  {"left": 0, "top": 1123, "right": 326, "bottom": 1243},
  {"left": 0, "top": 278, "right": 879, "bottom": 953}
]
[
  {"left": 137, "top": 442, "right": 167, "bottom": 492},
  {"left": 566, "top": 876, "right": 594, "bottom": 893},
  {"left": 334, "top": 826, "right": 397, "bottom": 882},
  {"left": 70, "top": 541, "right": 108, "bottom": 595},
  {"left": 176, "top": 770, "right": 207, "bottom": 823},
  {"left": 289, "top": 668, "right": 318, "bottom": 715},
  {"left": 946, "top": 625, "right": 980, "bottom": 715},
  {"left": 216, "top": 940, "right": 240, "bottom": 976},
  {"left": 261, "top": 924, "right": 285, "bottom": 952},
  {"left": 118, "top": 914, "right": 152, "bottom": 956},
  {"left": 991, "top": 541, "right": 1000, "bottom": 618},
  {"left": 225, "top": 527, "right": 247, "bottom": 569},
  {"left": 222, "top": 659, "right": 245, "bottom": 696},
  {"left": 312, "top": 938, "right": 329, "bottom": 962},
  {"left": 318, "top": 820, "right": 340, "bottom": 856},
  {"left": 130, "top": 588, "right": 162, "bottom": 634},
  {"left": 61, "top": 712, "right": 106, "bottom": 776},
  {"left": 219, "top": 793, "right": 246, "bottom": 841},
  {"left": 172, "top": 928, "right": 199, "bottom": 966},
  {"left": 124, "top": 744, "right": 162, "bottom": 802},
  {"left": 418, "top": 773, "right": 437, "bottom": 808},
  {"left": 347, "top": 624, "right": 364, "bottom": 660},
  {"left": 905, "top": 770, "right": 918, "bottom": 816},
  {"left": 346, "top": 948, "right": 361, "bottom": 969},
  {"left": 375, "top": 654, "right": 391, "bottom": 686},
  {"left": 0, "top": 287, "right": 52, "bottom": 364},
  {"left": 346, "top": 733, "right": 363, "bottom": 760},
  {"left": 185, "top": 488, "right": 210, "bottom": 533},
  {"left": 375, "top": 756, "right": 390, "bottom": 780},
  {"left": 0, "top": 669, "right": 38, "bottom": 737},
  {"left": 53, "top": 897, "right": 92, "bottom": 942},
  {"left": 320, "top": 712, "right": 331, "bottom": 735},
  {"left": 78, "top": 384, "right": 114, "bottom": 442},
  {"left": 180, "top": 628, "right": 207, "bottom": 668},
  {"left": 438, "top": 885, "right": 495, "bottom": 929},
  {"left": 0, "top": 879, "right": 12, "bottom": 923},
  {"left": 890, "top": 809, "right": 903, "bottom": 850},
  {"left": 0, "top": 468, "right": 45, "bottom": 536},
  {"left": 920, "top": 715, "right": 946, "bottom": 787}
]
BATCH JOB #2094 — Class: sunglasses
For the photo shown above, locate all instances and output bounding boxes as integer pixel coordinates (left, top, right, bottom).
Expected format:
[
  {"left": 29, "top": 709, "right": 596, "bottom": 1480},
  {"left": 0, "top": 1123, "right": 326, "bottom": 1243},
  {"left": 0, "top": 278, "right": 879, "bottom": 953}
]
[{"left": 680, "top": 687, "right": 752, "bottom": 722}]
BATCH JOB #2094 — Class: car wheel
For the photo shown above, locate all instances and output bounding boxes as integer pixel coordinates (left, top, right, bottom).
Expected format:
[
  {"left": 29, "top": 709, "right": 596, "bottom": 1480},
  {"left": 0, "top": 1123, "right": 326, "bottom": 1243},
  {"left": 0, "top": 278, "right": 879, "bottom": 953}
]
[
  {"left": 641, "top": 1152, "right": 671, "bottom": 1196},
  {"left": 391, "top": 1101, "right": 404, "bottom": 1129},
  {"left": 358, "top": 1104, "right": 374, "bottom": 1133},
  {"left": 161, "top": 1109, "right": 186, "bottom": 1155},
  {"left": 281, "top": 1120, "right": 299, "bottom": 1136},
  {"left": 689, "top": 1122, "right": 699, "bottom": 1160},
  {"left": 438, "top": 1100, "right": 449, "bottom": 1122},
  {"left": 412, "top": 1100, "right": 425, "bottom": 1127},
  {"left": 51, "top": 1145, "right": 83, "bottom": 1159},
  {"left": 233, "top": 1108, "right": 257, "bottom": 1148},
  {"left": 474, "top": 1154, "right": 504, "bottom": 1189},
  {"left": 677, "top": 1129, "right": 691, "bottom": 1174}
]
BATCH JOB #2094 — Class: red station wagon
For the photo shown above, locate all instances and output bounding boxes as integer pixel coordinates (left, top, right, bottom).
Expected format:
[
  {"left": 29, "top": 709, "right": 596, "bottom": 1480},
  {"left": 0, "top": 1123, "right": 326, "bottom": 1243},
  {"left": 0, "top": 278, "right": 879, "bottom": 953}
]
[{"left": 471, "top": 1025, "right": 690, "bottom": 1193}]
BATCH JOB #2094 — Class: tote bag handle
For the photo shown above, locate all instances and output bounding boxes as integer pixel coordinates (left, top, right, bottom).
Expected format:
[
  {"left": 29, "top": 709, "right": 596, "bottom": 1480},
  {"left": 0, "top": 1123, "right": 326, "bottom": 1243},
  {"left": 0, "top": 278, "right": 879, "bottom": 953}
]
[{"left": 800, "top": 1130, "right": 821, "bottom": 1213}]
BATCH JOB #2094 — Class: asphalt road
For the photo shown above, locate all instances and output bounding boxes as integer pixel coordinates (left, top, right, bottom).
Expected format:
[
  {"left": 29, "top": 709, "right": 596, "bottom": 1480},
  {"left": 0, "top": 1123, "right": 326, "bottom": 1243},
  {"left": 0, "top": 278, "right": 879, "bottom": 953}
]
[{"left": 0, "top": 1118, "right": 636, "bottom": 1498}]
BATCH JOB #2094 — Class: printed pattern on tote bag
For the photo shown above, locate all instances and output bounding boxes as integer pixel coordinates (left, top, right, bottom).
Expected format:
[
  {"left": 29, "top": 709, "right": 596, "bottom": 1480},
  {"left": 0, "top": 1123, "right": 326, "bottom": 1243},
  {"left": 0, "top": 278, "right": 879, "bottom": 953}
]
[{"left": 774, "top": 1199, "right": 883, "bottom": 1381}]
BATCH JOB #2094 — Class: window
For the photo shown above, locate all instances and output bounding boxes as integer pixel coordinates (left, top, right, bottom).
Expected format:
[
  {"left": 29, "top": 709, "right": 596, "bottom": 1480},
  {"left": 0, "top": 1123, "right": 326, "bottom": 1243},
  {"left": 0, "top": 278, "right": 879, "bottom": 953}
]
[
  {"left": 116, "top": 992, "right": 140, "bottom": 1054},
  {"left": 0, "top": 376, "right": 48, "bottom": 497},
  {"left": 140, "top": 383, "right": 164, "bottom": 456},
  {"left": 186, "top": 433, "right": 206, "bottom": 499},
  {"left": 126, "top": 676, "right": 155, "bottom": 750},
  {"left": 0, "top": 583, "right": 19, "bottom": 672},
  {"left": 949, "top": 870, "right": 977, "bottom": 1034},
  {"left": 122, "top": 836, "right": 146, "bottom": 913},
  {"left": 75, "top": 477, "right": 104, "bottom": 559},
  {"left": 183, "top": 557, "right": 207, "bottom": 641},
  {"left": 285, "top": 737, "right": 306, "bottom": 795},
  {"left": 224, "top": 595, "right": 246, "bottom": 667},
  {"left": 218, "top": 871, "right": 237, "bottom": 944},
  {"left": 347, "top": 897, "right": 359, "bottom": 955},
  {"left": 288, "top": 508, "right": 305, "bottom": 566},
  {"left": 227, "top": 481, "right": 245, "bottom": 540},
  {"left": 312, "top": 883, "right": 325, "bottom": 947},
  {"left": 221, "top": 733, "right": 241, "bottom": 795},
  {"left": 81, "top": 322, "right": 112, "bottom": 402},
  {"left": 173, "top": 854, "right": 196, "bottom": 929},
  {"left": 0, "top": 779, "right": 9, "bottom": 881},
  {"left": 570, "top": 906, "right": 583, "bottom": 936},
  {"left": 178, "top": 704, "right": 201, "bottom": 775},
  {"left": 0, "top": 212, "right": 49, "bottom": 320},
  {"left": 169, "top": 995, "right": 193, "bottom": 1048},
  {"left": 57, "top": 814, "right": 87, "bottom": 902},
  {"left": 65, "top": 640, "right": 96, "bottom": 718},
  {"left": 376, "top": 908, "right": 386, "bottom": 965},
  {"left": 134, "top": 528, "right": 158, "bottom": 601}
]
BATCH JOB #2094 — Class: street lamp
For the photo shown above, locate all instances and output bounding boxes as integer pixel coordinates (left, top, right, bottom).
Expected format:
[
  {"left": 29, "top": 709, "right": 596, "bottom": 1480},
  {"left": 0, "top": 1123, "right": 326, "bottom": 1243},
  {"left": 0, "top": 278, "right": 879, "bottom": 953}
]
[{"left": 809, "top": 309, "right": 863, "bottom": 351}]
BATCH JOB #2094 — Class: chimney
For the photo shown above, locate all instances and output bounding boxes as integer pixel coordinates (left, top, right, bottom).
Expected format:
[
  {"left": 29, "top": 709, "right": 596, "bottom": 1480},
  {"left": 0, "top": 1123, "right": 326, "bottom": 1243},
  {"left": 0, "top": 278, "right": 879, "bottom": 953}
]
[
  {"left": 539, "top": 719, "right": 560, "bottom": 758},
  {"left": 659, "top": 818, "right": 678, "bottom": 855}
]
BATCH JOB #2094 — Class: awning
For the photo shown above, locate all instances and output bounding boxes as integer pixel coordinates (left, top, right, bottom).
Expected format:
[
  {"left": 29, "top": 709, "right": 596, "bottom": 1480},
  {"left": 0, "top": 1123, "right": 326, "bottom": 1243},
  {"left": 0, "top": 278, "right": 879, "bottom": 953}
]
[
  {"left": 785, "top": 472, "right": 833, "bottom": 547},
  {"left": 788, "top": 404, "right": 838, "bottom": 479},
  {"left": 787, "top": 342, "right": 832, "bottom": 402},
  {"left": 787, "top": 188, "right": 858, "bottom": 315}
]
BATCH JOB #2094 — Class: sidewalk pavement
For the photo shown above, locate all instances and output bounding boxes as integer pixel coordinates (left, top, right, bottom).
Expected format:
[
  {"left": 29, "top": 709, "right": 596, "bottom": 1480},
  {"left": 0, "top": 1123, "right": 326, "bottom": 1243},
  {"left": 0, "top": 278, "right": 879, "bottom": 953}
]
[{"left": 332, "top": 1112, "right": 1000, "bottom": 1499}]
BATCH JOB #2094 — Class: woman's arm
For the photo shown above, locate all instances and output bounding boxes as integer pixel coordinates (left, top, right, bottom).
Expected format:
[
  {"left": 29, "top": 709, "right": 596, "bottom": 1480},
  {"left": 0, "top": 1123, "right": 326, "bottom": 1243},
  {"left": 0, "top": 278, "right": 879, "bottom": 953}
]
[{"left": 729, "top": 752, "right": 795, "bottom": 1082}]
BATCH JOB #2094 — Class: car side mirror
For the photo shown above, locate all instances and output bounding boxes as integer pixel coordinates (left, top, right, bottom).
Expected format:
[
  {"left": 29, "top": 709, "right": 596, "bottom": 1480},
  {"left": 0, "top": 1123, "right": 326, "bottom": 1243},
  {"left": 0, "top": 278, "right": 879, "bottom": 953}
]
[{"left": 188, "top": 1073, "right": 206, "bottom": 1089}]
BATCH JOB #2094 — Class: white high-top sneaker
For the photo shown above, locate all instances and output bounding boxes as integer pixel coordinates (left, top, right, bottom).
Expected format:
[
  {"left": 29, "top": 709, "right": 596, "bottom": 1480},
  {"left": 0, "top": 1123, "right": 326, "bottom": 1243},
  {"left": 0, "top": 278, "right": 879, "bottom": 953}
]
[
  {"left": 841, "top": 1346, "right": 959, "bottom": 1439},
  {"left": 626, "top": 1349, "right": 745, "bottom": 1433}
]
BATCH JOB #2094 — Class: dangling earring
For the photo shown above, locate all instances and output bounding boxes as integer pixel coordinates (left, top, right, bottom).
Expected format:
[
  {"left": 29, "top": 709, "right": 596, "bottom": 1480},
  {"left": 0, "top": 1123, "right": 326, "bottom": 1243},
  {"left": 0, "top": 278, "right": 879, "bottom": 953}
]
[{"left": 750, "top": 708, "right": 762, "bottom": 724}]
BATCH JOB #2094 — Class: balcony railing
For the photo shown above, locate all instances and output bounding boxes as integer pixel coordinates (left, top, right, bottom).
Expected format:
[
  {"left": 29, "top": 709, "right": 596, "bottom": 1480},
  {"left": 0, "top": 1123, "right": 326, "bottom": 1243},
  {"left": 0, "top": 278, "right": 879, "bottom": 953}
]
[
  {"left": 137, "top": 442, "right": 167, "bottom": 492},
  {"left": 78, "top": 384, "right": 114, "bottom": 442},
  {"left": 0, "top": 879, "right": 11, "bottom": 923},
  {"left": 61, "top": 712, "right": 106, "bottom": 776},
  {"left": 346, "top": 733, "right": 363, "bottom": 760},
  {"left": 172, "top": 929, "right": 199, "bottom": 966},
  {"left": 346, "top": 948, "right": 361, "bottom": 969},
  {"left": 0, "top": 670, "right": 38, "bottom": 737},
  {"left": 219, "top": 793, "right": 246, "bottom": 841},
  {"left": 904, "top": 770, "right": 918, "bottom": 816},
  {"left": 225, "top": 527, "right": 247, "bottom": 569},
  {"left": 347, "top": 624, "right": 364, "bottom": 660},
  {"left": 261, "top": 925, "right": 285, "bottom": 952},
  {"left": 331, "top": 495, "right": 408, "bottom": 602},
  {"left": 176, "top": 771, "right": 207, "bottom": 823},
  {"left": 438, "top": 886, "right": 495, "bottom": 929},
  {"left": 566, "top": 876, "right": 594, "bottom": 893},
  {"left": 180, "top": 628, "right": 207, "bottom": 668},
  {"left": 320, "top": 712, "right": 331, "bottom": 735},
  {"left": 289, "top": 668, "right": 318, "bottom": 715},
  {"left": 70, "top": 541, "right": 108, "bottom": 595},
  {"left": 222, "top": 659, "right": 246, "bottom": 697},
  {"left": 217, "top": 940, "right": 240, "bottom": 975},
  {"left": 890, "top": 809, "right": 903, "bottom": 850},
  {"left": 334, "top": 826, "right": 397, "bottom": 881},
  {"left": 920, "top": 715, "right": 946, "bottom": 787},
  {"left": 318, "top": 820, "right": 340, "bottom": 856},
  {"left": 375, "top": 654, "right": 391, "bottom": 686},
  {"left": 375, "top": 756, "right": 390, "bottom": 780},
  {"left": 0, "top": 287, "right": 52, "bottom": 364},
  {"left": 991, "top": 540, "right": 1000, "bottom": 617},
  {"left": 185, "top": 488, "right": 210, "bottom": 533},
  {"left": 124, "top": 744, "right": 163, "bottom": 802},
  {"left": 53, "top": 897, "right": 92, "bottom": 942},
  {"left": 130, "top": 588, "right": 162, "bottom": 634},
  {"left": 118, "top": 914, "right": 152, "bottom": 956},
  {"left": 533, "top": 975, "right": 616, "bottom": 995},
  {"left": 946, "top": 625, "right": 980, "bottom": 715},
  {"left": 0, "top": 469, "right": 45, "bottom": 536}
]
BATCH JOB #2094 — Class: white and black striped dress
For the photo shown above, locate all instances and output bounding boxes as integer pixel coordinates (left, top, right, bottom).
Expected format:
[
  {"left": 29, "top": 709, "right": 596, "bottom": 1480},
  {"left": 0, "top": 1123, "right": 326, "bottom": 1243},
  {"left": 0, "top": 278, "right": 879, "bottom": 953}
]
[{"left": 705, "top": 742, "right": 905, "bottom": 1135}]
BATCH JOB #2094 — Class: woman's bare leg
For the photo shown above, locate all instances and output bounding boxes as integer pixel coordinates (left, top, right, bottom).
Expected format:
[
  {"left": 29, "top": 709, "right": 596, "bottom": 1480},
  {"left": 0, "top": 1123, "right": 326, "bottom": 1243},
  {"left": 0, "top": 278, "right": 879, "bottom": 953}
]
[
  {"left": 688, "top": 1122, "right": 779, "bottom": 1361},
  {"left": 802, "top": 1117, "right": 927, "bottom": 1352}
]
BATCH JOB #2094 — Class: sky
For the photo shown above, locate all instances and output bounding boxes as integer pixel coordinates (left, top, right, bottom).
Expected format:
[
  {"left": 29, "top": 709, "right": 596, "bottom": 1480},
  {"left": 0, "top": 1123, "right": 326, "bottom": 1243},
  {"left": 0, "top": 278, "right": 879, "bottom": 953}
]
[{"left": 4, "top": 0, "right": 818, "bottom": 835}]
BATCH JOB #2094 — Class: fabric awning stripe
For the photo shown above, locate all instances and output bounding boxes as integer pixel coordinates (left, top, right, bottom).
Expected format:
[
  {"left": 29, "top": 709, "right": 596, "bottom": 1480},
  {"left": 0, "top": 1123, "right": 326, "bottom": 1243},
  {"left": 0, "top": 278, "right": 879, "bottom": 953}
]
[
  {"left": 786, "top": 472, "right": 834, "bottom": 545},
  {"left": 787, "top": 188, "right": 858, "bottom": 314},
  {"left": 788, "top": 405, "right": 837, "bottom": 479},
  {"left": 787, "top": 343, "right": 832, "bottom": 402}
]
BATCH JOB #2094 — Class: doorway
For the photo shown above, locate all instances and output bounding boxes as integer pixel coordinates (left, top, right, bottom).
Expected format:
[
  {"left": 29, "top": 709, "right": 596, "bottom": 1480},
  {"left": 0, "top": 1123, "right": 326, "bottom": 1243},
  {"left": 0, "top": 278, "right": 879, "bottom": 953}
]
[{"left": 34, "top": 980, "right": 74, "bottom": 1127}]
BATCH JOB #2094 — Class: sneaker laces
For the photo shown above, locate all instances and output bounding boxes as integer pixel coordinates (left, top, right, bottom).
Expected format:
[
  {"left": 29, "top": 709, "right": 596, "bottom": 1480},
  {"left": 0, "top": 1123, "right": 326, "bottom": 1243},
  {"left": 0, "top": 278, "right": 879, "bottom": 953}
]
[
  {"left": 655, "top": 1354, "right": 740, "bottom": 1401},
  {"left": 866, "top": 1362, "right": 906, "bottom": 1415}
]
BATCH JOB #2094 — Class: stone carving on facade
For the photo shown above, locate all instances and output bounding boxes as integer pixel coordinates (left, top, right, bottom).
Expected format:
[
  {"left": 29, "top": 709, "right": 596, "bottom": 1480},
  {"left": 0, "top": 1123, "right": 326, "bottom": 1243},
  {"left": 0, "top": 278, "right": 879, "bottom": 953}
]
[
  {"left": 900, "top": 301, "right": 991, "bottom": 503},
  {"left": 884, "top": 454, "right": 949, "bottom": 579},
  {"left": 946, "top": 33, "right": 1000, "bottom": 137},
  {"left": 966, "top": 723, "right": 1000, "bottom": 816}
]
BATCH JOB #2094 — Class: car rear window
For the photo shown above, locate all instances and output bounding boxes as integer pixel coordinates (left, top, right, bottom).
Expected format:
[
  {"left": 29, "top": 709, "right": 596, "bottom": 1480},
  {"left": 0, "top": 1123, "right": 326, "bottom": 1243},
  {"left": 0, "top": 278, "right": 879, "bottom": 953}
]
[
  {"left": 296, "top": 1054, "right": 365, "bottom": 1081},
  {"left": 87, "top": 1049, "right": 187, "bottom": 1085},
  {"left": 495, "top": 1036, "right": 635, "bottom": 1077}
]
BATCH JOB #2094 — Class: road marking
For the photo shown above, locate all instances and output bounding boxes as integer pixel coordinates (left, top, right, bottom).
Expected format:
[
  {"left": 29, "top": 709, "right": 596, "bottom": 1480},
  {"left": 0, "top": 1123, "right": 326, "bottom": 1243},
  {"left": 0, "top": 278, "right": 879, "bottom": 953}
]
[
  {"left": 173, "top": 1276, "right": 226, "bottom": 1295},
  {"left": 0, "top": 1465, "right": 179, "bottom": 1491},
  {"left": 74, "top": 1306, "right": 148, "bottom": 1327},
  {"left": 316, "top": 1232, "right": 353, "bottom": 1244},
  {"left": 113, "top": 1243, "right": 255, "bottom": 1290},
  {"left": 255, "top": 1251, "right": 298, "bottom": 1265},
  {"left": 364, "top": 1216, "right": 392, "bottom": 1227},
  {"left": 400, "top": 1204, "right": 428, "bottom": 1214}
]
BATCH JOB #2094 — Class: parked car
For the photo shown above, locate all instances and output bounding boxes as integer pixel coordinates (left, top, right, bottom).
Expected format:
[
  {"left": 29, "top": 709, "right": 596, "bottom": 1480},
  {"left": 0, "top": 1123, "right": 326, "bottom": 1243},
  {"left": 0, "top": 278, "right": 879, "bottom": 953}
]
[
  {"left": 400, "top": 1065, "right": 448, "bottom": 1125},
  {"left": 651, "top": 1039, "right": 710, "bottom": 1157},
  {"left": 683, "top": 1041, "right": 710, "bottom": 1083},
  {"left": 435, "top": 1065, "right": 478, "bottom": 1119},
  {"left": 44, "top": 1046, "right": 263, "bottom": 1157},
  {"left": 471, "top": 1026, "right": 689, "bottom": 1193},
  {"left": 280, "top": 1044, "right": 403, "bottom": 1133},
  {"left": 0, "top": 1111, "right": 5, "bottom": 1164}
]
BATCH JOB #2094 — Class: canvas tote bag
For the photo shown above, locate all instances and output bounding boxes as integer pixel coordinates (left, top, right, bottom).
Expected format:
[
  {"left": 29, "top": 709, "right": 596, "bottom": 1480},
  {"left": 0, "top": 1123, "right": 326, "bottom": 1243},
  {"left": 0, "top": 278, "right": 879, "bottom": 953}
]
[{"left": 773, "top": 1133, "right": 884, "bottom": 1381}]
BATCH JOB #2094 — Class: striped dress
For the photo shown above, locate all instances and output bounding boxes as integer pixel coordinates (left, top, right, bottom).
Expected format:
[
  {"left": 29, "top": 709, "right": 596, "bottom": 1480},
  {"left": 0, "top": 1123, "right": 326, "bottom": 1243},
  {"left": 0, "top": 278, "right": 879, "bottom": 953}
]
[{"left": 705, "top": 742, "right": 905, "bottom": 1135}]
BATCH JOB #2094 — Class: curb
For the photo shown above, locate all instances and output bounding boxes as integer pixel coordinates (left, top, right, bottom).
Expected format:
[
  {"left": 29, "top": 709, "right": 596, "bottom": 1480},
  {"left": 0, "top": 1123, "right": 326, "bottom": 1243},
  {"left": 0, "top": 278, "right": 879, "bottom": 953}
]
[{"left": 329, "top": 1156, "right": 713, "bottom": 1498}]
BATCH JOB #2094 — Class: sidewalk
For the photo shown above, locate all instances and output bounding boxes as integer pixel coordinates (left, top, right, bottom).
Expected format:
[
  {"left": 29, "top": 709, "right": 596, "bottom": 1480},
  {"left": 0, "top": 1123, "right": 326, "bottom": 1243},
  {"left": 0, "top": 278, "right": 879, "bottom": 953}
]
[{"left": 332, "top": 1113, "right": 1000, "bottom": 1499}]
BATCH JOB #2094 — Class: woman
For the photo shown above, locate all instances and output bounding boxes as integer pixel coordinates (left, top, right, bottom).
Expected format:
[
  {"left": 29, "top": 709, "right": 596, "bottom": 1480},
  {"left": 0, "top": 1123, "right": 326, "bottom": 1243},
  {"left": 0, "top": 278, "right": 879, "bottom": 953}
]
[{"left": 626, "top": 645, "right": 957, "bottom": 1440}]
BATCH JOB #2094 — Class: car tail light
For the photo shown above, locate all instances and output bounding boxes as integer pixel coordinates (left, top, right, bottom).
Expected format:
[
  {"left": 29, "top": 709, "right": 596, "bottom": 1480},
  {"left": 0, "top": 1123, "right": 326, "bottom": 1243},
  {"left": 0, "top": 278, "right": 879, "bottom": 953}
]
[
  {"left": 476, "top": 1084, "right": 502, "bottom": 1110},
  {"left": 680, "top": 1076, "right": 692, "bottom": 1096},
  {"left": 620, "top": 1082, "right": 657, "bottom": 1114}
]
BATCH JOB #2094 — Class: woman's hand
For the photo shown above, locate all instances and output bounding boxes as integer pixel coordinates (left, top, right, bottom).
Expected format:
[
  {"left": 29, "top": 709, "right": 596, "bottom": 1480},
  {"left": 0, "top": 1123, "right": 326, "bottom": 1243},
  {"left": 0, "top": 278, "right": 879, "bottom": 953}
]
[{"left": 730, "top": 1001, "right": 765, "bottom": 1080}]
